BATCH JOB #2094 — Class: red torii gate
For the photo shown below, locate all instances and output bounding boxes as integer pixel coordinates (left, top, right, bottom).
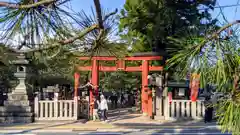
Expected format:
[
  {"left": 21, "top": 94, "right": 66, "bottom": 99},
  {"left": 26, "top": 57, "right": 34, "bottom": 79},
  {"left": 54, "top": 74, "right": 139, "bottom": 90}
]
[{"left": 74, "top": 55, "right": 163, "bottom": 118}]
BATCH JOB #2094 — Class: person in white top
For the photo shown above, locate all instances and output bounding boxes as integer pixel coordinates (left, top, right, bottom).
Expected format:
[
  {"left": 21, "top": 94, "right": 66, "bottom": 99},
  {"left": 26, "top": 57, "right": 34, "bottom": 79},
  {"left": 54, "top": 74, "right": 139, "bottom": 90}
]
[{"left": 99, "top": 94, "right": 108, "bottom": 121}]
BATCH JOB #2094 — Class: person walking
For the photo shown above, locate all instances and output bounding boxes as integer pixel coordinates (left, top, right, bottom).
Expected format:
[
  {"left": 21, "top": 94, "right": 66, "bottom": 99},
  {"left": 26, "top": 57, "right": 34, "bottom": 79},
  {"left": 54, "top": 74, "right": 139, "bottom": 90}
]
[
  {"left": 204, "top": 96, "right": 213, "bottom": 123},
  {"left": 99, "top": 94, "right": 108, "bottom": 121},
  {"left": 110, "top": 94, "right": 118, "bottom": 109},
  {"left": 120, "top": 93, "right": 125, "bottom": 108},
  {"left": 91, "top": 96, "right": 100, "bottom": 121}
]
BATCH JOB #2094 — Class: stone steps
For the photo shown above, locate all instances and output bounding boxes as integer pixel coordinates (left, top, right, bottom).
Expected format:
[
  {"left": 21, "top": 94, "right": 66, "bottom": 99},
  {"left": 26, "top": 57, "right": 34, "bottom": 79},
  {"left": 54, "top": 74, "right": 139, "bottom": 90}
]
[
  {"left": 0, "top": 112, "right": 33, "bottom": 117},
  {"left": 7, "top": 94, "right": 29, "bottom": 101},
  {"left": 0, "top": 105, "right": 33, "bottom": 123},
  {"left": 0, "top": 106, "right": 32, "bottom": 112},
  {"left": 4, "top": 100, "right": 31, "bottom": 106},
  {"left": 1, "top": 92, "right": 34, "bottom": 123},
  {"left": 0, "top": 116, "right": 33, "bottom": 123}
]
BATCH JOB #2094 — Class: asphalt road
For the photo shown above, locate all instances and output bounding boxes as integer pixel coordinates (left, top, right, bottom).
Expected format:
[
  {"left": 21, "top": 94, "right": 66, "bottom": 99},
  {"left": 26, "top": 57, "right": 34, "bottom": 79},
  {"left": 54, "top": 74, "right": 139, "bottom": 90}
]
[{"left": 0, "top": 128, "right": 232, "bottom": 135}]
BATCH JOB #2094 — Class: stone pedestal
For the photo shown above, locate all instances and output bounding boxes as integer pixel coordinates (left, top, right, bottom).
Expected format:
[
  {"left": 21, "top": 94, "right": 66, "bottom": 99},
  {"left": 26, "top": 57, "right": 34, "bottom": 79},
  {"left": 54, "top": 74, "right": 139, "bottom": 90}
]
[
  {"left": 0, "top": 93, "right": 33, "bottom": 123},
  {"left": 0, "top": 53, "right": 33, "bottom": 123}
]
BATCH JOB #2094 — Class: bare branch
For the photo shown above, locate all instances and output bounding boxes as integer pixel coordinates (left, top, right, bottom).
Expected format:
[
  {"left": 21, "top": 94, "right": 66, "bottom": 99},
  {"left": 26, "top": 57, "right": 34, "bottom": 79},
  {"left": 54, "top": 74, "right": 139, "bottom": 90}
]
[{"left": 0, "top": 0, "right": 56, "bottom": 9}]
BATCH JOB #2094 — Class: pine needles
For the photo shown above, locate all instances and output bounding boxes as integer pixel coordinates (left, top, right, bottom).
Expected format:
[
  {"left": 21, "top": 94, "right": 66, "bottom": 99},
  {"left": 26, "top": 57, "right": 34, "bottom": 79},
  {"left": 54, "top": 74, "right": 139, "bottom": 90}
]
[{"left": 167, "top": 21, "right": 240, "bottom": 134}]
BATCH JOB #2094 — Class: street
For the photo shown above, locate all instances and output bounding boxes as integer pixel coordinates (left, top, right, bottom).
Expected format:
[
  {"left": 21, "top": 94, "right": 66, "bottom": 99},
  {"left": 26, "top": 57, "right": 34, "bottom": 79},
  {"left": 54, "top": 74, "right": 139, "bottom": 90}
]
[{"left": 0, "top": 127, "right": 231, "bottom": 135}]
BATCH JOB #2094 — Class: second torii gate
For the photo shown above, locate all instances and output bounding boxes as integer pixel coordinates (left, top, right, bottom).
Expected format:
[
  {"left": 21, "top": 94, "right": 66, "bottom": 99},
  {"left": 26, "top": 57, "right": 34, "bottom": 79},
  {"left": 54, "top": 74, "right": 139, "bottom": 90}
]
[{"left": 74, "top": 54, "right": 163, "bottom": 118}]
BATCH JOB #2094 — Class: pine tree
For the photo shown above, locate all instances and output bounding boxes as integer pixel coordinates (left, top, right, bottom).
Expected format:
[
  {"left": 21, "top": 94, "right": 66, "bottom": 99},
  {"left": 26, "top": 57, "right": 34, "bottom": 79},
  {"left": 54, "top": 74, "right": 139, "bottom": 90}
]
[{"left": 119, "top": 0, "right": 217, "bottom": 54}]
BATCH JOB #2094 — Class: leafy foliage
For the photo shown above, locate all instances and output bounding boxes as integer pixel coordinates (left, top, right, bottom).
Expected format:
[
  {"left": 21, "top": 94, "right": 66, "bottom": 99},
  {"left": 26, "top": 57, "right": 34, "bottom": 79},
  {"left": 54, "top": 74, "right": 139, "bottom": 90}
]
[
  {"left": 119, "top": 0, "right": 217, "bottom": 53},
  {"left": 167, "top": 22, "right": 240, "bottom": 134},
  {"left": 99, "top": 71, "right": 141, "bottom": 91}
]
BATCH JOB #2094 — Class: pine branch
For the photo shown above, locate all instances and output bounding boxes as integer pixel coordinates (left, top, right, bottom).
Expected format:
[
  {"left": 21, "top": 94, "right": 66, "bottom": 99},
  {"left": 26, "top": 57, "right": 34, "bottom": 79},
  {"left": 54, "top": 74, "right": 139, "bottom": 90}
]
[
  {"left": 212, "top": 20, "right": 240, "bottom": 38},
  {"left": 188, "top": 20, "right": 240, "bottom": 51},
  {"left": 103, "top": 8, "right": 118, "bottom": 21},
  {"left": 1, "top": 0, "right": 118, "bottom": 55},
  {"left": 16, "top": 24, "right": 98, "bottom": 53},
  {"left": 0, "top": 0, "right": 57, "bottom": 9}
]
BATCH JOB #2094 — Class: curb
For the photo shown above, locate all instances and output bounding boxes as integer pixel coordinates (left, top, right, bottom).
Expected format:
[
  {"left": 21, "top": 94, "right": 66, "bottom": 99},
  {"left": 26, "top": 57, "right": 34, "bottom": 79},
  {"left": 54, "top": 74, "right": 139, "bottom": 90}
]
[
  {"left": 0, "top": 129, "right": 141, "bottom": 133},
  {"left": 0, "top": 130, "right": 24, "bottom": 133},
  {"left": 0, "top": 129, "right": 74, "bottom": 133},
  {"left": 0, "top": 125, "right": 115, "bottom": 130},
  {"left": 72, "top": 128, "right": 98, "bottom": 132},
  {"left": 0, "top": 126, "right": 221, "bottom": 134},
  {"left": 115, "top": 125, "right": 220, "bottom": 129},
  {"left": 0, "top": 126, "right": 221, "bottom": 132},
  {"left": 32, "top": 129, "right": 74, "bottom": 133},
  {"left": 96, "top": 128, "right": 141, "bottom": 132},
  {"left": 0, "top": 125, "right": 221, "bottom": 130}
]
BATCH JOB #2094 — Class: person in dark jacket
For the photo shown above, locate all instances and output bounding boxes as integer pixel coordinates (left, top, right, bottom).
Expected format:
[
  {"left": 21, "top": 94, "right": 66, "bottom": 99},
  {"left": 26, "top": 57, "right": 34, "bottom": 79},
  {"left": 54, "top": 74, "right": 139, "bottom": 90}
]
[{"left": 204, "top": 96, "right": 213, "bottom": 123}]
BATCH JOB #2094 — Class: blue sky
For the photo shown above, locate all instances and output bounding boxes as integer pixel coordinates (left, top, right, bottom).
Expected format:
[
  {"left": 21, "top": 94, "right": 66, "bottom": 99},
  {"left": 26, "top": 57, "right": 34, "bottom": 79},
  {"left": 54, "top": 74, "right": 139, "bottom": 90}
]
[
  {"left": 68, "top": 0, "right": 125, "bottom": 15},
  {"left": 68, "top": 0, "right": 240, "bottom": 24},
  {"left": 212, "top": 0, "right": 240, "bottom": 23}
]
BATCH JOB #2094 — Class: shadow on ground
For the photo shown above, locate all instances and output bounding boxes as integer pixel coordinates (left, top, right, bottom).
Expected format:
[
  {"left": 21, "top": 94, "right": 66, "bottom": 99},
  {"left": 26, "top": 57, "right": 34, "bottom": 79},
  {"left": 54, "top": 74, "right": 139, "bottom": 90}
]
[
  {"left": 1, "top": 107, "right": 134, "bottom": 134},
  {"left": 107, "top": 108, "right": 140, "bottom": 123},
  {"left": 3, "top": 120, "right": 85, "bottom": 135},
  {"left": 112, "top": 120, "right": 230, "bottom": 135},
  {"left": 1, "top": 106, "right": 232, "bottom": 135},
  {"left": 78, "top": 120, "right": 231, "bottom": 135}
]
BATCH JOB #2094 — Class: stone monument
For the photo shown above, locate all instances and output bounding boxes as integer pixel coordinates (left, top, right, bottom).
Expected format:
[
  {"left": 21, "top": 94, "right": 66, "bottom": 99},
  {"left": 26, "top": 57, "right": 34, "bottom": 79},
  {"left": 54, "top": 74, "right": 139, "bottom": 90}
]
[{"left": 0, "top": 53, "right": 33, "bottom": 123}]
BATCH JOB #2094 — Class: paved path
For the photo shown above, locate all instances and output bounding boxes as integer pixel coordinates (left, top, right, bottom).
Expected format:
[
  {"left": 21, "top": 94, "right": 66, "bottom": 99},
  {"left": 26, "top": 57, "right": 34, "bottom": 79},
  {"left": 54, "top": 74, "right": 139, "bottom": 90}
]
[{"left": 0, "top": 108, "right": 231, "bottom": 135}]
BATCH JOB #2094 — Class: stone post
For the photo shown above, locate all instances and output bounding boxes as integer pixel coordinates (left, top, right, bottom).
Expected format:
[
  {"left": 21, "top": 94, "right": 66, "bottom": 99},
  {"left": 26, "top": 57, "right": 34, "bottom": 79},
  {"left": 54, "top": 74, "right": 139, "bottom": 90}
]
[
  {"left": 154, "top": 75, "right": 165, "bottom": 120},
  {"left": 34, "top": 96, "right": 39, "bottom": 121}
]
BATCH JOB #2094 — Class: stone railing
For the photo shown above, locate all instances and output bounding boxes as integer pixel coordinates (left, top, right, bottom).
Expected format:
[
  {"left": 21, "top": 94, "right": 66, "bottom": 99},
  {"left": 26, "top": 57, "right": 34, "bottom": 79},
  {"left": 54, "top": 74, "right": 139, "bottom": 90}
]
[
  {"left": 165, "top": 99, "right": 205, "bottom": 120},
  {"left": 34, "top": 97, "right": 78, "bottom": 121}
]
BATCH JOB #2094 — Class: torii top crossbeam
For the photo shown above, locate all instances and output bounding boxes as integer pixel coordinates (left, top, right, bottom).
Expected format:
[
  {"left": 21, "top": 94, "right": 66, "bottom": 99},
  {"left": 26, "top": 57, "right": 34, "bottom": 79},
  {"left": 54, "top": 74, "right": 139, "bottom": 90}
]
[{"left": 78, "top": 55, "right": 163, "bottom": 72}]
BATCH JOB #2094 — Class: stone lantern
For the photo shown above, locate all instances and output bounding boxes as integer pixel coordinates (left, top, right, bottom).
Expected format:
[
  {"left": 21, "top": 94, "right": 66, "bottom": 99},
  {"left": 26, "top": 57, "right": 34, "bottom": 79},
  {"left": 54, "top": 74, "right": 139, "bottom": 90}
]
[
  {"left": 0, "top": 53, "right": 33, "bottom": 123},
  {"left": 156, "top": 75, "right": 163, "bottom": 87},
  {"left": 148, "top": 74, "right": 164, "bottom": 97},
  {"left": 12, "top": 53, "right": 29, "bottom": 94}
]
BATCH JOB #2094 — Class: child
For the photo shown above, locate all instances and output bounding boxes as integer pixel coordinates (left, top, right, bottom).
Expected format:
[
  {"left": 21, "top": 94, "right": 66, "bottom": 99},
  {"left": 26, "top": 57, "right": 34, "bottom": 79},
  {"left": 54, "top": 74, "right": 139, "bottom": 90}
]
[{"left": 91, "top": 96, "right": 99, "bottom": 121}]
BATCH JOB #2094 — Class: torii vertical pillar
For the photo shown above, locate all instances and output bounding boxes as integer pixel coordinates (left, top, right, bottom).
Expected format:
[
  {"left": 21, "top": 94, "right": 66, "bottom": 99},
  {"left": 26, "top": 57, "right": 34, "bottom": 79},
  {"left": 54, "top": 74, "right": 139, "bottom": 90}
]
[
  {"left": 74, "top": 72, "right": 80, "bottom": 98},
  {"left": 142, "top": 60, "right": 149, "bottom": 116},
  {"left": 92, "top": 59, "right": 99, "bottom": 97},
  {"left": 148, "top": 87, "right": 153, "bottom": 118},
  {"left": 90, "top": 59, "right": 99, "bottom": 118}
]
